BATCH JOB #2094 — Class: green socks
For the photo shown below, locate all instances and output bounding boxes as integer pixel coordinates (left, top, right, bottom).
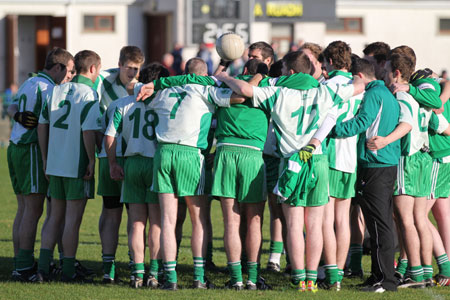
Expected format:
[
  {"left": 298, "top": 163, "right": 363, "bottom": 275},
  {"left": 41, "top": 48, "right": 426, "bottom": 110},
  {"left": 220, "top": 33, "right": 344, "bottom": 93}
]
[
  {"left": 324, "top": 264, "right": 339, "bottom": 284},
  {"left": 149, "top": 259, "right": 159, "bottom": 279},
  {"left": 436, "top": 254, "right": 450, "bottom": 276},
  {"left": 423, "top": 265, "right": 433, "bottom": 280},
  {"left": 349, "top": 244, "right": 363, "bottom": 271},
  {"left": 228, "top": 261, "right": 243, "bottom": 284},
  {"left": 338, "top": 269, "right": 344, "bottom": 282},
  {"left": 396, "top": 258, "right": 408, "bottom": 276},
  {"left": 16, "top": 249, "right": 34, "bottom": 271},
  {"left": 291, "top": 269, "right": 306, "bottom": 285},
  {"left": 133, "top": 263, "right": 145, "bottom": 279},
  {"left": 247, "top": 262, "right": 259, "bottom": 284},
  {"left": 306, "top": 269, "right": 318, "bottom": 284},
  {"left": 268, "top": 241, "right": 283, "bottom": 264},
  {"left": 102, "top": 253, "right": 115, "bottom": 279},
  {"left": 62, "top": 257, "right": 76, "bottom": 278},
  {"left": 193, "top": 257, "right": 205, "bottom": 283},
  {"left": 164, "top": 261, "right": 177, "bottom": 283},
  {"left": 409, "top": 265, "right": 424, "bottom": 282},
  {"left": 38, "top": 248, "right": 53, "bottom": 275}
]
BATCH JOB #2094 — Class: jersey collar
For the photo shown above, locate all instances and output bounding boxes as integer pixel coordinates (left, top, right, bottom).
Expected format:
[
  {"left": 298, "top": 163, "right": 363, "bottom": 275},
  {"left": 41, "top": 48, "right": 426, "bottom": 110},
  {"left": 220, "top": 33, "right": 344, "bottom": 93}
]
[
  {"left": 366, "top": 80, "right": 384, "bottom": 90},
  {"left": 37, "top": 71, "right": 56, "bottom": 85},
  {"left": 71, "top": 75, "right": 95, "bottom": 88},
  {"left": 328, "top": 70, "right": 352, "bottom": 80}
]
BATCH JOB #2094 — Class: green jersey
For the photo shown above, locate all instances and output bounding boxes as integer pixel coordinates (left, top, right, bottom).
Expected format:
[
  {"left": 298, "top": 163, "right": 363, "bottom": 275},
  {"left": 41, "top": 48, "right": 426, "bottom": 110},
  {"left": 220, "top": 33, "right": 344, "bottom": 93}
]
[
  {"left": 39, "top": 75, "right": 102, "bottom": 178},
  {"left": 429, "top": 101, "right": 450, "bottom": 161},
  {"left": 409, "top": 78, "right": 442, "bottom": 109},
  {"left": 252, "top": 83, "right": 354, "bottom": 158},
  {"left": 105, "top": 94, "right": 157, "bottom": 158},
  {"left": 325, "top": 71, "right": 364, "bottom": 173},
  {"left": 10, "top": 72, "right": 55, "bottom": 145},
  {"left": 334, "top": 80, "right": 400, "bottom": 168}
]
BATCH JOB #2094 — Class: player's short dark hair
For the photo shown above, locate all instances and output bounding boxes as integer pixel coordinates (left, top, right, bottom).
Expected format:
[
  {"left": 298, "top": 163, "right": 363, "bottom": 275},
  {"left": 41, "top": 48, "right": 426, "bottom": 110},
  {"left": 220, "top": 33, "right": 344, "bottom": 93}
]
[
  {"left": 119, "top": 46, "right": 145, "bottom": 65},
  {"left": 74, "top": 50, "right": 101, "bottom": 74},
  {"left": 300, "top": 43, "right": 323, "bottom": 60},
  {"left": 390, "top": 45, "right": 416, "bottom": 70},
  {"left": 389, "top": 54, "right": 415, "bottom": 82},
  {"left": 282, "top": 51, "right": 313, "bottom": 75},
  {"left": 243, "top": 59, "right": 269, "bottom": 76},
  {"left": 349, "top": 54, "right": 361, "bottom": 74},
  {"left": 269, "top": 60, "right": 283, "bottom": 77},
  {"left": 249, "top": 41, "right": 275, "bottom": 65},
  {"left": 363, "top": 42, "right": 390, "bottom": 64},
  {"left": 351, "top": 58, "right": 375, "bottom": 79},
  {"left": 185, "top": 57, "right": 207, "bottom": 75},
  {"left": 44, "top": 47, "right": 74, "bottom": 70},
  {"left": 323, "top": 41, "right": 352, "bottom": 70},
  {"left": 138, "top": 62, "right": 169, "bottom": 83}
]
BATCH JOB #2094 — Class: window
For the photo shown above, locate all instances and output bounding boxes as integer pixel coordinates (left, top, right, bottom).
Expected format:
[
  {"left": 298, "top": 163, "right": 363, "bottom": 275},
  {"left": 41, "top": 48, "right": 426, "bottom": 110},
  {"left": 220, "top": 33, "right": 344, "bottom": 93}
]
[
  {"left": 439, "top": 18, "right": 450, "bottom": 34},
  {"left": 84, "top": 15, "right": 115, "bottom": 32},
  {"left": 326, "top": 17, "right": 363, "bottom": 33}
]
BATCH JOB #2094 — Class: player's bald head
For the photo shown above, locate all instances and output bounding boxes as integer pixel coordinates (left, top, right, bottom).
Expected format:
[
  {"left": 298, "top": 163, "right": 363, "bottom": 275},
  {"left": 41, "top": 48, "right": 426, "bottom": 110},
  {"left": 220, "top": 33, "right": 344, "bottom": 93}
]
[{"left": 185, "top": 58, "right": 207, "bottom": 76}]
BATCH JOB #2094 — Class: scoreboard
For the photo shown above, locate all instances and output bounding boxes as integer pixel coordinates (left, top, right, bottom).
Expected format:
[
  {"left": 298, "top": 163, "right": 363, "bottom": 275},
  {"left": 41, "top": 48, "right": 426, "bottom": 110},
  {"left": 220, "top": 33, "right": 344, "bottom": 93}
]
[{"left": 187, "top": 0, "right": 251, "bottom": 45}]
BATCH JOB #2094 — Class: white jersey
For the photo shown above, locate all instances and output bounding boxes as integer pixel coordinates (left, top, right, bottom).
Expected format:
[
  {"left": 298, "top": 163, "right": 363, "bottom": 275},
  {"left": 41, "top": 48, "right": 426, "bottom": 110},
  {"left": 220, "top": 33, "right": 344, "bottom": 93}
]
[
  {"left": 97, "top": 100, "right": 123, "bottom": 158},
  {"left": 252, "top": 83, "right": 354, "bottom": 158},
  {"left": 105, "top": 95, "right": 157, "bottom": 158},
  {"left": 94, "top": 68, "right": 128, "bottom": 112},
  {"left": 397, "top": 91, "right": 432, "bottom": 156},
  {"left": 10, "top": 72, "right": 55, "bottom": 145},
  {"left": 39, "top": 75, "right": 102, "bottom": 178},
  {"left": 149, "top": 84, "right": 232, "bottom": 149},
  {"left": 325, "top": 72, "right": 364, "bottom": 173}
]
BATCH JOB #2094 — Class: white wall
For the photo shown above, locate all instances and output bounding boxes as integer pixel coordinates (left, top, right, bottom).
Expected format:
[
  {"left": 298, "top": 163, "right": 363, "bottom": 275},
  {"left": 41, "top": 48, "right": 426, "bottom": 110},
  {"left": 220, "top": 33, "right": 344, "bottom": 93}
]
[{"left": 326, "top": 0, "right": 450, "bottom": 73}]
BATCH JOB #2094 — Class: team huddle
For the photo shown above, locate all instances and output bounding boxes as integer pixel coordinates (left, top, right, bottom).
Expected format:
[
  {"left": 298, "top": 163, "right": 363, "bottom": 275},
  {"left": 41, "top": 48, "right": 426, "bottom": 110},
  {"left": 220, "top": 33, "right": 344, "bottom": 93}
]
[{"left": 7, "top": 39, "right": 450, "bottom": 294}]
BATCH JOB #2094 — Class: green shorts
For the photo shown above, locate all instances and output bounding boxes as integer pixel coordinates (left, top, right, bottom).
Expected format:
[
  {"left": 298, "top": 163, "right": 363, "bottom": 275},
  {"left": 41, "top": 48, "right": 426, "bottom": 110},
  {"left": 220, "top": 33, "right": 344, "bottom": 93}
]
[
  {"left": 264, "top": 154, "right": 281, "bottom": 194},
  {"left": 97, "top": 157, "right": 124, "bottom": 197},
  {"left": 152, "top": 144, "right": 205, "bottom": 197},
  {"left": 122, "top": 155, "right": 158, "bottom": 204},
  {"left": 284, "top": 154, "right": 329, "bottom": 207},
  {"left": 394, "top": 151, "right": 432, "bottom": 197},
  {"left": 329, "top": 168, "right": 356, "bottom": 199},
  {"left": 49, "top": 175, "right": 94, "bottom": 200},
  {"left": 7, "top": 142, "right": 48, "bottom": 195},
  {"left": 212, "top": 145, "right": 266, "bottom": 203},
  {"left": 431, "top": 159, "right": 450, "bottom": 199}
]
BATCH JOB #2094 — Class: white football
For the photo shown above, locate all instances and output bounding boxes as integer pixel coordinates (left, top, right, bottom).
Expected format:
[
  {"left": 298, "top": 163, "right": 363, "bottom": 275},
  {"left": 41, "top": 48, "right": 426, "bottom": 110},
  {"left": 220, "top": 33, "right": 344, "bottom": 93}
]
[{"left": 216, "top": 32, "right": 245, "bottom": 61}]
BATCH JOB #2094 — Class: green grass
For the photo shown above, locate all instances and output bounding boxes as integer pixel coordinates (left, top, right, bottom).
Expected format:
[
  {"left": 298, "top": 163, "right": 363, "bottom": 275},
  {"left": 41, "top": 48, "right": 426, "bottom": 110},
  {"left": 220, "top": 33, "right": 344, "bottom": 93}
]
[{"left": 0, "top": 146, "right": 449, "bottom": 299}]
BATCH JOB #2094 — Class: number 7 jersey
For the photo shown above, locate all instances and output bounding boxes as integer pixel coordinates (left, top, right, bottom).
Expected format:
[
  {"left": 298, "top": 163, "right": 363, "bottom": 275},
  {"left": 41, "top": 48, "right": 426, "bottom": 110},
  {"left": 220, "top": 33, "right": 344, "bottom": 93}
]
[
  {"left": 148, "top": 84, "right": 232, "bottom": 149},
  {"left": 39, "top": 75, "right": 102, "bottom": 178}
]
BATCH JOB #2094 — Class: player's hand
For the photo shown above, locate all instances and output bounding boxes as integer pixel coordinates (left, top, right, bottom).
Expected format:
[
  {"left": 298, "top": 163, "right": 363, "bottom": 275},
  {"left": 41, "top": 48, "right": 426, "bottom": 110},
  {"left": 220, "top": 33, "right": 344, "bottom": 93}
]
[
  {"left": 389, "top": 83, "right": 409, "bottom": 94},
  {"left": 433, "top": 105, "right": 444, "bottom": 115},
  {"left": 299, "top": 144, "right": 316, "bottom": 162},
  {"left": 14, "top": 111, "right": 38, "bottom": 129},
  {"left": 214, "top": 71, "right": 231, "bottom": 82},
  {"left": 42, "top": 159, "right": 49, "bottom": 181},
  {"left": 136, "top": 82, "right": 154, "bottom": 101},
  {"left": 249, "top": 73, "right": 263, "bottom": 86},
  {"left": 367, "top": 136, "right": 388, "bottom": 151},
  {"left": 109, "top": 162, "right": 124, "bottom": 181},
  {"left": 83, "top": 160, "right": 95, "bottom": 180}
]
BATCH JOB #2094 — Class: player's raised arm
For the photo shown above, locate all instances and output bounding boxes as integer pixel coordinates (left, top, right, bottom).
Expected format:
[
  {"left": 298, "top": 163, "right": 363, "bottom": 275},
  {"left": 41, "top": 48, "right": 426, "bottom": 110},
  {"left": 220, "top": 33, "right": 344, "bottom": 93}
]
[{"left": 215, "top": 72, "right": 254, "bottom": 98}]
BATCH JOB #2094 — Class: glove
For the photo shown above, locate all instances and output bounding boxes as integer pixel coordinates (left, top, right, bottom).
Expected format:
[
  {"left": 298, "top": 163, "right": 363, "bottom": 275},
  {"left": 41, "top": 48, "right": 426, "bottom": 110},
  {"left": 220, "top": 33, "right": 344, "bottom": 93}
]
[
  {"left": 299, "top": 144, "right": 316, "bottom": 162},
  {"left": 219, "top": 59, "right": 232, "bottom": 69},
  {"left": 14, "top": 111, "right": 38, "bottom": 129}
]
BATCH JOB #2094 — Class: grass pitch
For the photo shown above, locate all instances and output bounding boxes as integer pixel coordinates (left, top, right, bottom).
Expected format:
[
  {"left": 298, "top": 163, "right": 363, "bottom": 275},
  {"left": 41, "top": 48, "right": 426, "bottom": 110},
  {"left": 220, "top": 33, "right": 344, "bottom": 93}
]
[{"left": 0, "top": 146, "right": 449, "bottom": 299}]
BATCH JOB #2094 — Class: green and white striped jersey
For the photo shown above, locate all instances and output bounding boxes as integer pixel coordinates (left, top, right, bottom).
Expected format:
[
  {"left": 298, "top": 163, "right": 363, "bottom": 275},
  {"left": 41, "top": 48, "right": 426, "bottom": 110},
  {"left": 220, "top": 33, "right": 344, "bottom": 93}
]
[
  {"left": 105, "top": 94, "right": 157, "bottom": 158},
  {"left": 10, "top": 72, "right": 55, "bottom": 145},
  {"left": 94, "top": 68, "right": 128, "bottom": 113},
  {"left": 94, "top": 68, "right": 128, "bottom": 158},
  {"left": 325, "top": 71, "right": 364, "bottom": 173},
  {"left": 252, "top": 83, "right": 354, "bottom": 158},
  {"left": 39, "top": 75, "right": 102, "bottom": 178},
  {"left": 149, "top": 84, "right": 232, "bottom": 149},
  {"left": 97, "top": 100, "right": 123, "bottom": 158},
  {"left": 397, "top": 91, "right": 432, "bottom": 156}
]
